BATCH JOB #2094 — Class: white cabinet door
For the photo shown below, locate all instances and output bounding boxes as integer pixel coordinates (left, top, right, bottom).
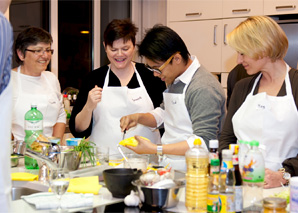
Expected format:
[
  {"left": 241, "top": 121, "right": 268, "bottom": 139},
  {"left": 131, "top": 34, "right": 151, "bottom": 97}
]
[
  {"left": 264, "top": 0, "right": 298, "bottom": 15},
  {"left": 169, "top": 20, "right": 223, "bottom": 73},
  {"left": 221, "top": 18, "right": 246, "bottom": 73},
  {"left": 167, "top": 0, "right": 222, "bottom": 22},
  {"left": 223, "top": 0, "right": 263, "bottom": 18}
]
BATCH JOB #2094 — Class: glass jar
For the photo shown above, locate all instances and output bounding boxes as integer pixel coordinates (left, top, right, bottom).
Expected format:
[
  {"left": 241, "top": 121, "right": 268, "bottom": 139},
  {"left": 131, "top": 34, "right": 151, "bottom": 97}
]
[{"left": 263, "top": 197, "right": 287, "bottom": 213}]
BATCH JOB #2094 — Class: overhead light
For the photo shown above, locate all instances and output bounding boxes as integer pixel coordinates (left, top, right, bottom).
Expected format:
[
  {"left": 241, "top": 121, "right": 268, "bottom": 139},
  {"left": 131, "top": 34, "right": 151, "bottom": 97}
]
[{"left": 80, "top": 30, "right": 89, "bottom": 34}]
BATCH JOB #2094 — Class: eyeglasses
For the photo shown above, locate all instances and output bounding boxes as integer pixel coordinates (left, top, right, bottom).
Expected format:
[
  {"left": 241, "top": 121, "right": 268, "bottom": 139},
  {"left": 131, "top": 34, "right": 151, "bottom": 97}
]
[
  {"left": 146, "top": 52, "right": 180, "bottom": 74},
  {"left": 25, "top": 49, "right": 54, "bottom": 56}
]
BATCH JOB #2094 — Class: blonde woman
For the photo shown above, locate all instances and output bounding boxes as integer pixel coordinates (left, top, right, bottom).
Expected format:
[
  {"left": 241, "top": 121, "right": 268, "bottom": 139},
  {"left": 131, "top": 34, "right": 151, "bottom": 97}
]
[{"left": 219, "top": 16, "right": 298, "bottom": 188}]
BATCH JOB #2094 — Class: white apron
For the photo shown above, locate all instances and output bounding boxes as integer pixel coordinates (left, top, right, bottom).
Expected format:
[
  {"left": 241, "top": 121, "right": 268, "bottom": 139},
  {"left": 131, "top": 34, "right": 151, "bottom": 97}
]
[
  {"left": 161, "top": 76, "right": 198, "bottom": 171},
  {"left": 89, "top": 64, "right": 161, "bottom": 155},
  {"left": 12, "top": 66, "right": 61, "bottom": 140},
  {"left": 233, "top": 65, "right": 298, "bottom": 171},
  {"left": 0, "top": 80, "right": 12, "bottom": 211}
]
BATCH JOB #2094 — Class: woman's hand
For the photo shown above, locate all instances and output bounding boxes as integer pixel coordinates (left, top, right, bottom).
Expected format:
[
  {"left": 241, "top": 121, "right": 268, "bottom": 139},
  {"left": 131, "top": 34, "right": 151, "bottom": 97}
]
[
  {"left": 124, "top": 135, "right": 156, "bottom": 154},
  {"left": 86, "top": 85, "right": 103, "bottom": 110},
  {"left": 120, "top": 113, "right": 140, "bottom": 132},
  {"left": 264, "top": 168, "right": 285, "bottom": 189}
]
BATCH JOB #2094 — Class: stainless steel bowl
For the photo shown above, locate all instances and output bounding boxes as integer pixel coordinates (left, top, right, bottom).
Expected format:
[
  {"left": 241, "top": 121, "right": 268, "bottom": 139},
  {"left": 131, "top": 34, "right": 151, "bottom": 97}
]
[
  {"left": 132, "top": 179, "right": 185, "bottom": 209},
  {"left": 56, "top": 146, "right": 82, "bottom": 171}
]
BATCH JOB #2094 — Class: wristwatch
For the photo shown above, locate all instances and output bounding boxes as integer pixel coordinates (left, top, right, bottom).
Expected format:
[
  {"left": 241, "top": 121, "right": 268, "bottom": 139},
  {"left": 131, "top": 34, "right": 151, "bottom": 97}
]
[
  {"left": 156, "top": 144, "right": 163, "bottom": 156},
  {"left": 278, "top": 168, "right": 291, "bottom": 185}
]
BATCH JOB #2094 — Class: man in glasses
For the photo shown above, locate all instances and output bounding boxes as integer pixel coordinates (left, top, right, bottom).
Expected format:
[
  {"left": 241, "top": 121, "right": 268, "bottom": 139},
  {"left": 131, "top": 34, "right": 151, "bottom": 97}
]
[{"left": 120, "top": 25, "right": 226, "bottom": 170}]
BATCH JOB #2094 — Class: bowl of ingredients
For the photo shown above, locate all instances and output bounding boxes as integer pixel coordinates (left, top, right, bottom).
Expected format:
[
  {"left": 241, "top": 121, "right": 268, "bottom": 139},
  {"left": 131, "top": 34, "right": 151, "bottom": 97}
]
[
  {"left": 132, "top": 178, "right": 185, "bottom": 209},
  {"left": 103, "top": 168, "right": 142, "bottom": 198},
  {"left": 123, "top": 154, "right": 149, "bottom": 172},
  {"left": 131, "top": 166, "right": 184, "bottom": 209}
]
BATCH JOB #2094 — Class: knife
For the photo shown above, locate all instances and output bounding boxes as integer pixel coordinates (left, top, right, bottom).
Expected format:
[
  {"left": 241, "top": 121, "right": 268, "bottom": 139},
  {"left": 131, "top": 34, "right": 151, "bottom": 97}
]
[{"left": 122, "top": 129, "right": 126, "bottom": 140}]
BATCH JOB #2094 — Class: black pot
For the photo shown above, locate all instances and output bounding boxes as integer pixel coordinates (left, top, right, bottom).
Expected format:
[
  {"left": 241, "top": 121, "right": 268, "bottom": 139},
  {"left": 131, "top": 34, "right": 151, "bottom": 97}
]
[{"left": 103, "top": 168, "right": 142, "bottom": 198}]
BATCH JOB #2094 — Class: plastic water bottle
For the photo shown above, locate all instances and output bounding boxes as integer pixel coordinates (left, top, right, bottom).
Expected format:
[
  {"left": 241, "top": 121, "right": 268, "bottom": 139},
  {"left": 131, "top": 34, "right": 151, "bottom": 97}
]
[
  {"left": 185, "top": 138, "right": 209, "bottom": 212},
  {"left": 24, "top": 104, "right": 43, "bottom": 169},
  {"left": 242, "top": 140, "right": 265, "bottom": 212},
  {"left": 229, "top": 144, "right": 243, "bottom": 213},
  {"left": 219, "top": 149, "right": 235, "bottom": 213},
  {"left": 207, "top": 158, "right": 220, "bottom": 212}
]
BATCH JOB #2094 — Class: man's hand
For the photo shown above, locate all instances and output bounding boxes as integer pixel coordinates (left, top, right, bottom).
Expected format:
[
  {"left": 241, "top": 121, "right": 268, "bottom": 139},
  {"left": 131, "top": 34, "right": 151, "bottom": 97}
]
[
  {"left": 120, "top": 113, "right": 140, "bottom": 132},
  {"left": 124, "top": 135, "right": 156, "bottom": 154}
]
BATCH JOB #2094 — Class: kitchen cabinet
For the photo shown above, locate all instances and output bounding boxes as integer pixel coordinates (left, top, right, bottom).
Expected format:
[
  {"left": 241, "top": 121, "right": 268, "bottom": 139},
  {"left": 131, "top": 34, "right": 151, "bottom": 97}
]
[
  {"left": 168, "top": 18, "right": 245, "bottom": 74},
  {"left": 223, "top": 0, "right": 263, "bottom": 18},
  {"left": 167, "top": 0, "right": 222, "bottom": 22},
  {"left": 264, "top": 0, "right": 298, "bottom": 15}
]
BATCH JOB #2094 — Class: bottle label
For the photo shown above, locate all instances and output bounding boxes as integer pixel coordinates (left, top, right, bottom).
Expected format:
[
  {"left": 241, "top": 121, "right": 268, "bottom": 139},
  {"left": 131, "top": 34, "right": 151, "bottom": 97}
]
[
  {"left": 242, "top": 153, "right": 264, "bottom": 183},
  {"left": 219, "top": 194, "right": 235, "bottom": 213},
  {"left": 25, "top": 120, "right": 42, "bottom": 131},
  {"left": 234, "top": 186, "right": 243, "bottom": 212},
  {"left": 221, "top": 160, "right": 233, "bottom": 172},
  {"left": 207, "top": 193, "right": 219, "bottom": 212}
]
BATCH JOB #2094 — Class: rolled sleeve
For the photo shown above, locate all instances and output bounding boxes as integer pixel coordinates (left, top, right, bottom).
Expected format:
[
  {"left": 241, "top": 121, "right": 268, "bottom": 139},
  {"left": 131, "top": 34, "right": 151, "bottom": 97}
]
[{"left": 149, "top": 107, "right": 165, "bottom": 129}]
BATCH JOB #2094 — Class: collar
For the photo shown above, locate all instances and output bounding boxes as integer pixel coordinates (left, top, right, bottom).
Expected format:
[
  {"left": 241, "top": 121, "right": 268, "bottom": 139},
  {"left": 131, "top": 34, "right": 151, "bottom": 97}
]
[{"left": 173, "top": 55, "right": 200, "bottom": 85}]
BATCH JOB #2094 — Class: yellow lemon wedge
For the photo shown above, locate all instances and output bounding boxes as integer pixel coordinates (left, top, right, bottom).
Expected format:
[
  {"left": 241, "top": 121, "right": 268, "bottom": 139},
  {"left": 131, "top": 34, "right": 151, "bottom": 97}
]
[{"left": 119, "top": 136, "right": 149, "bottom": 147}]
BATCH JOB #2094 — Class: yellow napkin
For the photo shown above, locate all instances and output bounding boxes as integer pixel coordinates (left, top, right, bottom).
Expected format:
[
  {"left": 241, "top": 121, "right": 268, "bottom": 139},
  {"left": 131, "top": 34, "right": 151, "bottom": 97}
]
[
  {"left": 49, "top": 176, "right": 102, "bottom": 195},
  {"left": 11, "top": 172, "right": 38, "bottom": 181}
]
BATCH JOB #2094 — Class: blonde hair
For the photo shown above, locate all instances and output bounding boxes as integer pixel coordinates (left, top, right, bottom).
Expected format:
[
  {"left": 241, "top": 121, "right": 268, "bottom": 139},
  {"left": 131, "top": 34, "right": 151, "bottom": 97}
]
[{"left": 227, "top": 16, "right": 288, "bottom": 61}]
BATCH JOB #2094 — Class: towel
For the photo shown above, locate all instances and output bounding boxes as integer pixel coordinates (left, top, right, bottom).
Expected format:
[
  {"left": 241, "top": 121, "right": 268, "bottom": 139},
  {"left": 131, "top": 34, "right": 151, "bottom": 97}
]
[
  {"left": 49, "top": 176, "right": 102, "bottom": 195},
  {"left": 11, "top": 172, "right": 38, "bottom": 181},
  {"left": 22, "top": 192, "right": 93, "bottom": 210}
]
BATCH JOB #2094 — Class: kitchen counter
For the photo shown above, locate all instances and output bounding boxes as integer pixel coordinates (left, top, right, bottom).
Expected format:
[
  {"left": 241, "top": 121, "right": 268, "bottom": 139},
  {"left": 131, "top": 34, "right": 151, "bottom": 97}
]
[{"left": 11, "top": 161, "right": 287, "bottom": 212}]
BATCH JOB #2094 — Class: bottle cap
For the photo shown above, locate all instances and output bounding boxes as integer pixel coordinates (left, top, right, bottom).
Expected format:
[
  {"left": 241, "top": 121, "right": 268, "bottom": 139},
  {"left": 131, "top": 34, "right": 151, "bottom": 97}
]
[
  {"left": 193, "top": 138, "right": 202, "bottom": 146},
  {"left": 210, "top": 158, "right": 220, "bottom": 166},
  {"left": 222, "top": 149, "right": 233, "bottom": 158},
  {"left": 209, "top": 140, "right": 218, "bottom": 148},
  {"left": 229, "top": 144, "right": 239, "bottom": 154},
  {"left": 31, "top": 103, "right": 37, "bottom": 108},
  {"left": 249, "top": 140, "right": 259, "bottom": 147}
]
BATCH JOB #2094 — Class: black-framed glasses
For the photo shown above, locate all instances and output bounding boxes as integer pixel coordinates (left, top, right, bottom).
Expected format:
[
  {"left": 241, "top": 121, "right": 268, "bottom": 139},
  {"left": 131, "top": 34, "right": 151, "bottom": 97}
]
[
  {"left": 146, "top": 51, "right": 180, "bottom": 74},
  {"left": 25, "top": 49, "right": 54, "bottom": 56}
]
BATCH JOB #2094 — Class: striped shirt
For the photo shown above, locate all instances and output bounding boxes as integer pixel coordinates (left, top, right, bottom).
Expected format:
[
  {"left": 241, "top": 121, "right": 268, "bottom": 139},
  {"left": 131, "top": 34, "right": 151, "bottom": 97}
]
[{"left": 0, "top": 12, "right": 13, "bottom": 94}]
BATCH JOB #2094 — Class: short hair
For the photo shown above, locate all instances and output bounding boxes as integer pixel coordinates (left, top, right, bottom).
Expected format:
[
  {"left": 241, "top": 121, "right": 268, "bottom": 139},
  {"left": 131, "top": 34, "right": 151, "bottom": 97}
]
[
  {"left": 103, "top": 19, "right": 138, "bottom": 47},
  {"left": 14, "top": 27, "right": 53, "bottom": 64},
  {"left": 138, "top": 25, "right": 190, "bottom": 64},
  {"left": 227, "top": 16, "right": 288, "bottom": 61}
]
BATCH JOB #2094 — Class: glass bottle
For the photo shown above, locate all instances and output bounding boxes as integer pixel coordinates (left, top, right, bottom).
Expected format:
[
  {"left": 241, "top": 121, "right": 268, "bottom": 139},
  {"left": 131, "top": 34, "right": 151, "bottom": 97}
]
[
  {"left": 229, "top": 144, "right": 243, "bottom": 213},
  {"left": 219, "top": 149, "right": 235, "bottom": 213},
  {"left": 24, "top": 104, "right": 43, "bottom": 169},
  {"left": 242, "top": 140, "right": 265, "bottom": 212},
  {"left": 185, "top": 138, "right": 209, "bottom": 212},
  {"left": 207, "top": 158, "right": 220, "bottom": 213}
]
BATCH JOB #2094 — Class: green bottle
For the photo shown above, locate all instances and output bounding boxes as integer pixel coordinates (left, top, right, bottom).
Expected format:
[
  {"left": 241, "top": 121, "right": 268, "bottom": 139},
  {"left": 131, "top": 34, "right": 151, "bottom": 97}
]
[{"left": 24, "top": 104, "right": 43, "bottom": 169}]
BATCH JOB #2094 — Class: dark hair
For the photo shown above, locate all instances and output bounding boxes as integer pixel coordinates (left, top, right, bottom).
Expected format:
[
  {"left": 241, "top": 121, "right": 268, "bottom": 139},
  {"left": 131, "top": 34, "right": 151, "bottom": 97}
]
[
  {"left": 14, "top": 27, "right": 53, "bottom": 64},
  {"left": 138, "top": 25, "right": 190, "bottom": 64},
  {"left": 103, "top": 19, "right": 138, "bottom": 47}
]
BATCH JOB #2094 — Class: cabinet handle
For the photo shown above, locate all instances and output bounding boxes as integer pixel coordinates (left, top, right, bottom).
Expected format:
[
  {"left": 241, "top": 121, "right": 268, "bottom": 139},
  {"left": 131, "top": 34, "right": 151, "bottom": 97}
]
[
  {"left": 223, "top": 24, "right": 228, "bottom": 45},
  {"left": 214, "top": 25, "right": 217, "bottom": 46},
  {"left": 232, "top": 9, "right": 251, "bottom": 13},
  {"left": 276, "top": 5, "right": 296, "bottom": 10},
  {"left": 185, "top": 12, "right": 202, "bottom": 17}
]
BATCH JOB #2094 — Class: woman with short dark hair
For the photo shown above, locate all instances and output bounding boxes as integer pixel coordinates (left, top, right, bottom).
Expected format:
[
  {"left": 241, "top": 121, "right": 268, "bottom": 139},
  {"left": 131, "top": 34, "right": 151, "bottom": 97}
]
[{"left": 69, "top": 19, "right": 166, "bottom": 155}]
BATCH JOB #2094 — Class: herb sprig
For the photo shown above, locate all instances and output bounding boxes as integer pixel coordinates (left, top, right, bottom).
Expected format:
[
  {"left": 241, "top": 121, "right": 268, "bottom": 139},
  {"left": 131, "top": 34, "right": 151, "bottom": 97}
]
[{"left": 74, "top": 137, "right": 96, "bottom": 167}]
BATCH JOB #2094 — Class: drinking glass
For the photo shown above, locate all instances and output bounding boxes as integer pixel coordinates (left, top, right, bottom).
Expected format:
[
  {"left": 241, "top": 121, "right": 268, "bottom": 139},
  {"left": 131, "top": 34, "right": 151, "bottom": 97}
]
[
  {"left": 49, "top": 168, "right": 70, "bottom": 211},
  {"left": 96, "top": 147, "right": 109, "bottom": 166}
]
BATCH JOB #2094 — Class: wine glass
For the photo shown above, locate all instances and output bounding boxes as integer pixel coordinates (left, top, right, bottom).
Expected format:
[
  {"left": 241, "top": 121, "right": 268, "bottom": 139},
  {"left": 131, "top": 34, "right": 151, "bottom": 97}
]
[{"left": 49, "top": 168, "right": 70, "bottom": 211}]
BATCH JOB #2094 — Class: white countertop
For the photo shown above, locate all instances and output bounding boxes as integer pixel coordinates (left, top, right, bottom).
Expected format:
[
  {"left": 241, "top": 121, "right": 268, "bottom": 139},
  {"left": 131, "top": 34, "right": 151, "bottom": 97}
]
[{"left": 11, "top": 160, "right": 287, "bottom": 212}]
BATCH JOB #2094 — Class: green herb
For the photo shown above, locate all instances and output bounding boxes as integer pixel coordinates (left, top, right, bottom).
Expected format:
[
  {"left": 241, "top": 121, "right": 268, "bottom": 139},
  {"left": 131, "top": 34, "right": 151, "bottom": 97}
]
[{"left": 74, "top": 137, "right": 96, "bottom": 167}]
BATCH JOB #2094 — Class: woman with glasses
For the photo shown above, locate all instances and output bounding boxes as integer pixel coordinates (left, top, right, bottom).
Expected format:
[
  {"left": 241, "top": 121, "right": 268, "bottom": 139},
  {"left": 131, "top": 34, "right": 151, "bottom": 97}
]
[
  {"left": 11, "top": 27, "right": 66, "bottom": 142},
  {"left": 69, "top": 19, "right": 166, "bottom": 155}
]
